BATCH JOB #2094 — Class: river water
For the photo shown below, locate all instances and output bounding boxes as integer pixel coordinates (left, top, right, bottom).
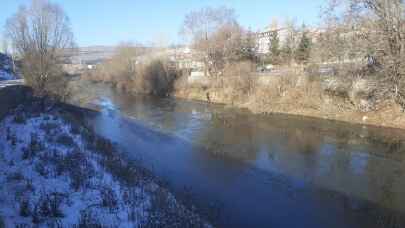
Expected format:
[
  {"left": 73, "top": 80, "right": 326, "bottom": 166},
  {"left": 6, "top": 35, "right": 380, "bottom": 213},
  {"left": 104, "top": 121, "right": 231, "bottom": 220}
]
[{"left": 72, "top": 82, "right": 405, "bottom": 228}]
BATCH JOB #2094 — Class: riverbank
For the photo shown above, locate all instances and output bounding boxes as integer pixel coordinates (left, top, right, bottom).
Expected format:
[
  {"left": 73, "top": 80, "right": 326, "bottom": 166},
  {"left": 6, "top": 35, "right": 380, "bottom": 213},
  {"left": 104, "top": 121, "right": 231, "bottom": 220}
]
[
  {"left": 0, "top": 87, "right": 211, "bottom": 227},
  {"left": 173, "top": 83, "right": 405, "bottom": 130}
]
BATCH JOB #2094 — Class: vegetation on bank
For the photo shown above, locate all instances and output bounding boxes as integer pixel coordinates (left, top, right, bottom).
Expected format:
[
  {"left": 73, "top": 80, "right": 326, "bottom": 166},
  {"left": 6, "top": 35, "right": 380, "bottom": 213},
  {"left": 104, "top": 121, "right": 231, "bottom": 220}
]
[
  {"left": 84, "top": 45, "right": 179, "bottom": 97},
  {"left": 80, "top": 1, "right": 405, "bottom": 129},
  {"left": 2, "top": 0, "right": 404, "bottom": 123}
]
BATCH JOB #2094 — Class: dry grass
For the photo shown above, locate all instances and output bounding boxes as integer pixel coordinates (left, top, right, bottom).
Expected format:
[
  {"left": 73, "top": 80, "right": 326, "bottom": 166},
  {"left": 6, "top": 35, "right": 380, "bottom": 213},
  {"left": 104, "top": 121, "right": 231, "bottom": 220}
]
[{"left": 174, "top": 61, "right": 405, "bottom": 129}]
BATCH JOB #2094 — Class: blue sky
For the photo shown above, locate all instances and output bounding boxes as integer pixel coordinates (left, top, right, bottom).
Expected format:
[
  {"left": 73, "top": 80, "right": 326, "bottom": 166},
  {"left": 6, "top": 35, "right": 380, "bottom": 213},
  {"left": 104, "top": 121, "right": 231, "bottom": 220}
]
[{"left": 1, "top": 0, "right": 325, "bottom": 47}]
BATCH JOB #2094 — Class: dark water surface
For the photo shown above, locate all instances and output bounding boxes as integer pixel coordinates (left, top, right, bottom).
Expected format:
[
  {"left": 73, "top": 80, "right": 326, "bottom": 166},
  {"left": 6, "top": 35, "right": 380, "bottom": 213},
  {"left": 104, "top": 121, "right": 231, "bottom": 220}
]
[{"left": 73, "top": 83, "right": 405, "bottom": 228}]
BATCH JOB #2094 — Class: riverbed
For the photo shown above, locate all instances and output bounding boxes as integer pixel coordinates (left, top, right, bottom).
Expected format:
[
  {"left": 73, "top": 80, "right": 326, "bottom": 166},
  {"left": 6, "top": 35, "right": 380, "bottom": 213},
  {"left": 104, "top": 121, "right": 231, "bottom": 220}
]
[{"left": 71, "top": 82, "right": 405, "bottom": 228}]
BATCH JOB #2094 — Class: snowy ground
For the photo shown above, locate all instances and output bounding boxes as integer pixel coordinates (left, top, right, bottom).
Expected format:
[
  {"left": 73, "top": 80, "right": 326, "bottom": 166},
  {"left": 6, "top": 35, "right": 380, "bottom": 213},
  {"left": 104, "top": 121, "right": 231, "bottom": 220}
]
[{"left": 0, "top": 103, "right": 211, "bottom": 227}]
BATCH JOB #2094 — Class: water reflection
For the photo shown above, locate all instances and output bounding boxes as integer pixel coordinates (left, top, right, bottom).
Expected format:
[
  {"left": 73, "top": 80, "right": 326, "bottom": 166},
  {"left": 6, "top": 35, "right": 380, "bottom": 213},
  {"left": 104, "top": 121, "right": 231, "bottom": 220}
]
[{"left": 72, "top": 82, "right": 405, "bottom": 228}]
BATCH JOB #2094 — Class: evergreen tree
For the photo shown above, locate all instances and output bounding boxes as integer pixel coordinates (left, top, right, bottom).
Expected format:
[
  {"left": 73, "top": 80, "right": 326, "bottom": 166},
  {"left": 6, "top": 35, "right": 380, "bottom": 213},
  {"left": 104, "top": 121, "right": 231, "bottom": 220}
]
[
  {"left": 295, "top": 27, "right": 312, "bottom": 64},
  {"left": 240, "top": 29, "right": 257, "bottom": 62},
  {"left": 268, "top": 30, "right": 280, "bottom": 64}
]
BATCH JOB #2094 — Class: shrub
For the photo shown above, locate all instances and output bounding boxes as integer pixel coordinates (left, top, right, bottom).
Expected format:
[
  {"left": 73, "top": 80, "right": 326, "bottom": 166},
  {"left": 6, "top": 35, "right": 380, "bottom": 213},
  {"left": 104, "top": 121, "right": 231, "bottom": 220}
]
[
  {"left": 25, "top": 179, "right": 35, "bottom": 193},
  {"left": 133, "top": 59, "right": 178, "bottom": 96},
  {"left": 5, "top": 0, "right": 74, "bottom": 101},
  {"left": 321, "top": 76, "right": 351, "bottom": 98},
  {"left": 32, "top": 193, "right": 65, "bottom": 223},
  {"left": 223, "top": 61, "right": 255, "bottom": 95},
  {"left": 56, "top": 134, "right": 76, "bottom": 147},
  {"left": 101, "top": 186, "right": 118, "bottom": 212},
  {"left": 19, "top": 199, "right": 31, "bottom": 217},
  {"left": 94, "top": 137, "right": 115, "bottom": 157},
  {"left": 13, "top": 112, "right": 26, "bottom": 124},
  {"left": 6, "top": 127, "right": 17, "bottom": 146},
  {"left": 35, "top": 161, "right": 51, "bottom": 178},
  {"left": 6, "top": 172, "right": 24, "bottom": 182},
  {"left": 70, "top": 124, "right": 81, "bottom": 135},
  {"left": 39, "top": 122, "right": 59, "bottom": 135},
  {"left": 53, "top": 149, "right": 93, "bottom": 190},
  {"left": 29, "top": 133, "right": 44, "bottom": 154},
  {"left": 77, "top": 209, "right": 103, "bottom": 228},
  {"left": 349, "top": 78, "right": 378, "bottom": 112},
  {"left": 56, "top": 134, "right": 76, "bottom": 148}
]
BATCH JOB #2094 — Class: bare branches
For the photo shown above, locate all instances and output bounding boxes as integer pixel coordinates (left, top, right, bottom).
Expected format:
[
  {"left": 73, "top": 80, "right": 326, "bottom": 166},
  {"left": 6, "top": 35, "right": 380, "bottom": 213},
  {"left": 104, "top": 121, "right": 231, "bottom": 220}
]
[
  {"left": 181, "top": 6, "right": 256, "bottom": 76},
  {"left": 181, "top": 6, "right": 237, "bottom": 42},
  {"left": 5, "top": 0, "right": 74, "bottom": 99},
  {"left": 318, "top": 0, "right": 405, "bottom": 106}
]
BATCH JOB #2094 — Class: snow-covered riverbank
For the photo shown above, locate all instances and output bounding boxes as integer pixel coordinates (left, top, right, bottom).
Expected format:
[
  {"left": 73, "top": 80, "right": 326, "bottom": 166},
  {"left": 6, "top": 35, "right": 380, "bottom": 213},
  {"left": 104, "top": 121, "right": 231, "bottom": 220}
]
[{"left": 0, "top": 103, "right": 211, "bottom": 227}]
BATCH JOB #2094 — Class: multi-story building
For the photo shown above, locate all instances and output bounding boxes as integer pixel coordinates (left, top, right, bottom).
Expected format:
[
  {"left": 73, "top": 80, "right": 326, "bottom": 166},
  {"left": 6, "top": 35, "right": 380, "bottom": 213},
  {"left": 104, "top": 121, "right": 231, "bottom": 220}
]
[
  {"left": 255, "top": 24, "right": 323, "bottom": 55},
  {"left": 255, "top": 26, "right": 289, "bottom": 55}
]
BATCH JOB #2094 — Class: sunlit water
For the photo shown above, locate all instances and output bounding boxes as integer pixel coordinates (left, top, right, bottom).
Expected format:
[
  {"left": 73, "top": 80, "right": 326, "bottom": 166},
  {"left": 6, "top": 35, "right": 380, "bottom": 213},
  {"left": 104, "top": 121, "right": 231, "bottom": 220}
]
[{"left": 72, "top": 82, "right": 405, "bottom": 228}]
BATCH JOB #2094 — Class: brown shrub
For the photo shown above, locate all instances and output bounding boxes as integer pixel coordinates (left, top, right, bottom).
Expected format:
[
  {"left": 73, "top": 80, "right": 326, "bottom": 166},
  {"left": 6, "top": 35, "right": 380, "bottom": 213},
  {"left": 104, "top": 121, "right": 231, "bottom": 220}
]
[
  {"left": 88, "top": 56, "right": 179, "bottom": 97},
  {"left": 205, "top": 61, "right": 256, "bottom": 103},
  {"left": 132, "top": 59, "right": 178, "bottom": 96}
]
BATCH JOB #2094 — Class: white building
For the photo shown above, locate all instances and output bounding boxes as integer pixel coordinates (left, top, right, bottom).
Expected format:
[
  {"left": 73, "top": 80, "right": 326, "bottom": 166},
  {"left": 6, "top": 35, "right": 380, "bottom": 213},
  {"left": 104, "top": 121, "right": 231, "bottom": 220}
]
[
  {"left": 255, "top": 24, "right": 322, "bottom": 55},
  {"left": 255, "top": 23, "right": 289, "bottom": 55}
]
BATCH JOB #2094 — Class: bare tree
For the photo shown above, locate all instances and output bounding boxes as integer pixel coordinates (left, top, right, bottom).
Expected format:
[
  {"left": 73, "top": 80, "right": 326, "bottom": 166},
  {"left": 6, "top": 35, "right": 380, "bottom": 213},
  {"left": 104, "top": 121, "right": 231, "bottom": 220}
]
[
  {"left": 113, "top": 43, "right": 139, "bottom": 79},
  {"left": 181, "top": 7, "right": 257, "bottom": 76},
  {"left": 358, "top": 0, "right": 405, "bottom": 95},
  {"left": 181, "top": 6, "right": 239, "bottom": 76},
  {"left": 281, "top": 19, "right": 299, "bottom": 65},
  {"left": 181, "top": 6, "right": 237, "bottom": 42},
  {"left": 320, "top": 0, "right": 405, "bottom": 104},
  {"left": 5, "top": 0, "right": 74, "bottom": 100},
  {"left": 100, "top": 42, "right": 139, "bottom": 90},
  {"left": 295, "top": 25, "right": 312, "bottom": 64},
  {"left": 1, "top": 37, "right": 9, "bottom": 55}
]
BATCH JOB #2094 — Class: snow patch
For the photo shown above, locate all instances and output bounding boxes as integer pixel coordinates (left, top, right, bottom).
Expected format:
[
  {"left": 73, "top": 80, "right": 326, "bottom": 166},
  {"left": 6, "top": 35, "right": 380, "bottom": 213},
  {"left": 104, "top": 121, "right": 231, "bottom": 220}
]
[
  {"left": 0, "top": 106, "right": 212, "bottom": 227},
  {"left": 0, "top": 112, "right": 151, "bottom": 227}
]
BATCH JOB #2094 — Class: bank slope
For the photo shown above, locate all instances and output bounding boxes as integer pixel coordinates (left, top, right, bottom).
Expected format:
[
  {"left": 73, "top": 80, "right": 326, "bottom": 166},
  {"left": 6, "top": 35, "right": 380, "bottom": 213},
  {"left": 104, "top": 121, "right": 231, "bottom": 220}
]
[{"left": 0, "top": 103, "right": 211, "bottom": 227}]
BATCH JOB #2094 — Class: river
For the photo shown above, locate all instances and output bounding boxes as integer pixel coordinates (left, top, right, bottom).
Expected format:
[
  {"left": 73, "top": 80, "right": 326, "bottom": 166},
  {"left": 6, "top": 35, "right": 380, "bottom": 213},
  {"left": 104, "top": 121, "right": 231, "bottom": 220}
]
[{"left": 71, "top": 82, "right": 405, "bottom": 228}]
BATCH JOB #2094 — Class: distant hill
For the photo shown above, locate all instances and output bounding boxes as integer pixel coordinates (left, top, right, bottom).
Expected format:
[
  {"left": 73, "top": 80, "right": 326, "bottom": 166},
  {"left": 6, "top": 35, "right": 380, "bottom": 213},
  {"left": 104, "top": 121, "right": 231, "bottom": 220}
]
[
  {"left": 66, "top": 45, "right": 154, "bottom": 65},
  {"left": 67, "top": 46, "right": 118, "bottom": 65}
]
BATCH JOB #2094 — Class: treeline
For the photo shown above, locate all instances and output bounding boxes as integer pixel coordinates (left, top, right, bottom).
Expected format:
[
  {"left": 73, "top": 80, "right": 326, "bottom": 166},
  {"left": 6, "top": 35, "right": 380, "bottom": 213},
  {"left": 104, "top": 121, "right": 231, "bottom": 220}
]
[
  {"left": 180, "top": 6, "right": 315, "bottom": 73},
  {"left": 86, "top": 0, "right": 405, "bottom": 112}
]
